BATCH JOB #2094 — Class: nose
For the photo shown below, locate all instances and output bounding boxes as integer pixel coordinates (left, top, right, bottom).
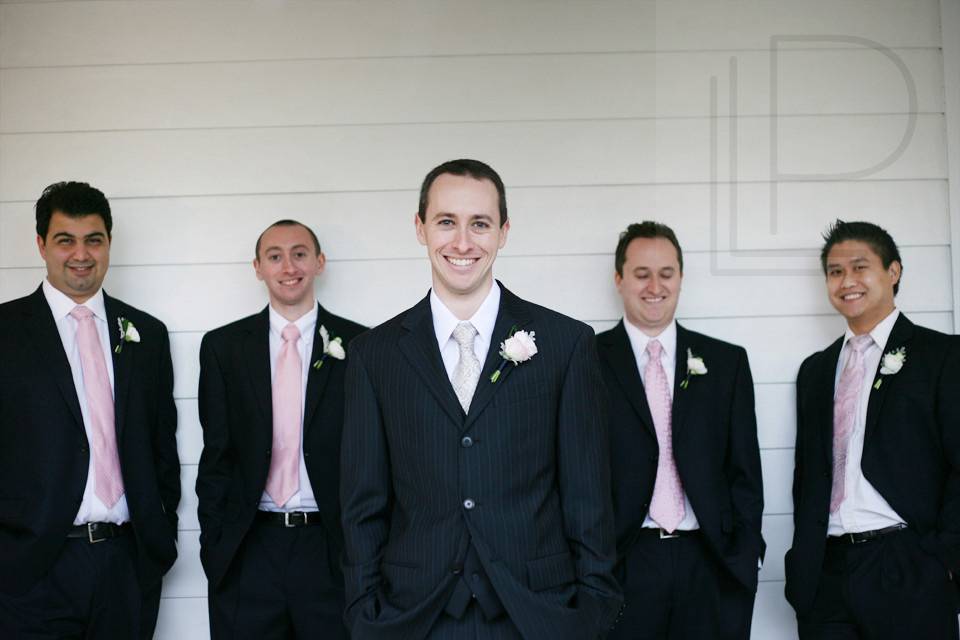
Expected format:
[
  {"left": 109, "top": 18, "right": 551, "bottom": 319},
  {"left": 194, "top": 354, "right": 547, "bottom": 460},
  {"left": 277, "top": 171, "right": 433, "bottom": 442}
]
[{"left": 453, "top": 226, "right": 471, "bottom": 252}]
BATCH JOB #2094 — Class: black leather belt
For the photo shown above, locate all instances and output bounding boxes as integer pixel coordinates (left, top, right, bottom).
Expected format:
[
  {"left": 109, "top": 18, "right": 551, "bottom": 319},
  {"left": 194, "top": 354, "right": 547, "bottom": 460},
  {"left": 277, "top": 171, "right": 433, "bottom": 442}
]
[
  {"left": 255, "top": 510, "right": 323, "bottom": 528},
  {"left": 827, "top": 523, "right": 906, "bottom": 546},
  {"left": 67, "top": 522, "right": 130, "bottom": 544},
  {"left": 641, "top": 527, "right": 698, "bottom": 540}
]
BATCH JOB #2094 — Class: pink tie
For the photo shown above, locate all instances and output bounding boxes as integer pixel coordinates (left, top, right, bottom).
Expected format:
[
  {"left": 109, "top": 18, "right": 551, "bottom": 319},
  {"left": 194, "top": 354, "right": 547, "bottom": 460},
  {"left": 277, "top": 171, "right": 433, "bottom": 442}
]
[
  {"left": 70, "top": 306, "right": 124, "bottom": 508},
  {"left": 830, "top": 334, "right": 873, "bottom": 513},
  {"left": 266, "top": 323, "right": 302, "bottom": 507},
  {"left": 645, "top": 339, "right": 685, "bottom": 532}
]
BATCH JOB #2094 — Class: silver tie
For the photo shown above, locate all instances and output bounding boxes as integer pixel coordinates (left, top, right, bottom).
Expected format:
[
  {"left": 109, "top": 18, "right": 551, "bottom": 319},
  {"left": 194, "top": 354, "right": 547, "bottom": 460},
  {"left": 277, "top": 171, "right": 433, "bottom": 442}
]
[{"left": 451, "top": 322, "right": 481, "bottom": 413}]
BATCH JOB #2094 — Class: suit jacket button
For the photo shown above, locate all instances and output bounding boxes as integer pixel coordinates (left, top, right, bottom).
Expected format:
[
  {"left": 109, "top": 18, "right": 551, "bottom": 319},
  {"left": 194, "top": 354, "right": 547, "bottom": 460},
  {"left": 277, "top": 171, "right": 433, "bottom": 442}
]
[
  {"left": 463, "top": 499, "right": 476, "bottom": 510},
  {"left": 452, "top": 565, "right": 463, "bottom": 575},
  {"left": 461, "top": 437, "right": 474, "bottom": 448}
]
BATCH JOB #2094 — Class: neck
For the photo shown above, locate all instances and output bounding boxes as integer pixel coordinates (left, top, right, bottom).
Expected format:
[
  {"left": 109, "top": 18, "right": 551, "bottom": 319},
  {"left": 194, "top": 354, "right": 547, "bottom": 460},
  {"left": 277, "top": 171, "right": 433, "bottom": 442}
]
[
  {"left": 847, "top": 304, "right": 895, "bottom": 336},
  {"left": 271, "top": 298, "right": 316, "bottom": 323},
  {"left": 435, "top": 278, "right": 493, "bottom": 321}
]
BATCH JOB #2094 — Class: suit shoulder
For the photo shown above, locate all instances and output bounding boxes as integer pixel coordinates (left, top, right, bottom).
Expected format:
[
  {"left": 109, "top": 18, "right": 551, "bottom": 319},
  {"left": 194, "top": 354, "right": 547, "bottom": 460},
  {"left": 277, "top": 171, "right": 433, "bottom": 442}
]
[
  {"left": 681, "top": 327, "right": 747, "bottom": 358},
  {"left": 202, "top": 312, "right": 261, "bottom": 344},
  {"left": 108, "top": 297, "right": 168, "bottom": 333},
  {"left": 520, "top": 299, "right": 594, "bottom": 338},
  {"left": 0, "top": 293, "right": 32, "bottom": 317},
  {"left": 349, "top": 306, "right": 409, "bottom": 352},
  {"left": 321, "top": 310, "right": 367, "bottom": 342}
]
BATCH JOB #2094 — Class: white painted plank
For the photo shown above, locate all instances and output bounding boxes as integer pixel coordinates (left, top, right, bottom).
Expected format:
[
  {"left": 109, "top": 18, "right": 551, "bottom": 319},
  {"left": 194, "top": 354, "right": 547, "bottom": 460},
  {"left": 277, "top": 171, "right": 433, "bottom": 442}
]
[
  {"left": 1, "top": 180, "right": 949, "bottom": 268},
  {"left": 762, "top": 449, "right": 793, "bottom": 515},
  {"left": 756, "top": 384, "right": 795, "bottom": 450},
  {"left": 760, "top": 514, "right": 793, "bottom": 583},
  {"left": 752, "top": 581, "right": 798, "bottom": 640},
  {"left": 164, "top": 532, "right": 206, "bottom": 598},
  {"left": 0, "top": 49, "right": 942, "bottom": 133},
  {"left": 0, "top": 115, "right": 945, "bottom": 202},
  {"left": 177, "top": 464, "right": 199, "bottom": 532},
  {"left": 177, "top": 398, "right": 202, "bottom": 465},
  {"left": 156, "top": 595, "right": 210, "bottom": 640},
  {"left": 0, "top": 1, "right": 941, "bottom": 69}
]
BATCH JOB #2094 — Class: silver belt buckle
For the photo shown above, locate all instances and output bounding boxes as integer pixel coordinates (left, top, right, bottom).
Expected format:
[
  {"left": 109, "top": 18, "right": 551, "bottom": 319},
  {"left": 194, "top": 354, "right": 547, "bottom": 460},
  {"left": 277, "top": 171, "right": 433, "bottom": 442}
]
[
  {"left": 87, "top": 523, "right": 105, "bottom": 544},
  {"left": 659, "top": 528, "right": 679, "bottom": 539},
  {"left": 283, "top": 512, "right": 303, "bottom": 528}
]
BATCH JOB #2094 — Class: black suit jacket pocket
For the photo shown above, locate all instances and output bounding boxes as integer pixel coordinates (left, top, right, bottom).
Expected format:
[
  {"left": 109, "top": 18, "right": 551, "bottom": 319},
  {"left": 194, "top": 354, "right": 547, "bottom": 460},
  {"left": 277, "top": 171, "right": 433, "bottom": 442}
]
[{"left": 527, "top": 551, "right": 576, "bottom": 591}]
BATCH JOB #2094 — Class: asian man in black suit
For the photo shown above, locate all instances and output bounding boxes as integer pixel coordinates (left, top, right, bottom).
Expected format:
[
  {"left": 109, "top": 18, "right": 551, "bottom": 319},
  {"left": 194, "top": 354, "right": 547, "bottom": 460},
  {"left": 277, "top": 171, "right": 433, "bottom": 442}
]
[
  {"left": 0, "top": 181, "right": 180, "bottom": 639},
  {"left": 196, "top": 220, "right": 365, "bottom": 639},
  {"left": 786, "top": 220, "right": 960, "bottom": 640},
  {"left": 597, "top": 221, "right": 764, "bottom": 640},
  {"left": 340, "top": 159, "right": 623, "bottom": 639}
]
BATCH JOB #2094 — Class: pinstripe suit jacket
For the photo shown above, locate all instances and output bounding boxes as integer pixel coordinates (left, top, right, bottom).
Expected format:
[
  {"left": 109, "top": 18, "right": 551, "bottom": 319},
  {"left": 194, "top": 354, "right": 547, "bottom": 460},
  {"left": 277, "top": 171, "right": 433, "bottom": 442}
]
[{"left": 340, "top": 283, "right": 623, "bottom": 640}]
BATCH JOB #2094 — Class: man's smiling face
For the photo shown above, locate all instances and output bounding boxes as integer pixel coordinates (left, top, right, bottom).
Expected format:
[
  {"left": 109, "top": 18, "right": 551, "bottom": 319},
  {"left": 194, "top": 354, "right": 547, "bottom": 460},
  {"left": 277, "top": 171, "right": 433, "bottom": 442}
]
[
  {"left": 37, "top": 211, "right": 111, "bottom": 303},
  {"left": 825, "top": 239, "right": 899, "bottom": 334},
  {"left": 615, "top": 236, "right": 682, "bottom": 336}
]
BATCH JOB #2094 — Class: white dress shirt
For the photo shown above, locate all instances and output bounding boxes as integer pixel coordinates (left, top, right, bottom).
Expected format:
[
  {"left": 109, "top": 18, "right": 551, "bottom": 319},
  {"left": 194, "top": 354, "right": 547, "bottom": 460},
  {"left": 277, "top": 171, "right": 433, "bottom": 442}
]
[
  {"left": 259, "top": 303, "right": 320, "bottom": 512},
  {"left": 622, "top": 319, "right": 701, "bottom": 531},
  {"left": 827, "top": 308, "right": 905, "bottom": 535},
  {"left": 431, "top": 283, "right": 501, "bottom": 382},
  {"left": 43, "top": 279, "right": 130, "bottom": 525}
]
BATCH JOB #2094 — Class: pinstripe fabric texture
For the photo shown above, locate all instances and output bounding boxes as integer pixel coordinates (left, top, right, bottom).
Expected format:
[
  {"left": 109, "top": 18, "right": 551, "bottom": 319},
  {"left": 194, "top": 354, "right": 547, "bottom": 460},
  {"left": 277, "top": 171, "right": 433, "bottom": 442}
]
[{"left": 340, "top": 283, "right": 622, "bottom": 640}]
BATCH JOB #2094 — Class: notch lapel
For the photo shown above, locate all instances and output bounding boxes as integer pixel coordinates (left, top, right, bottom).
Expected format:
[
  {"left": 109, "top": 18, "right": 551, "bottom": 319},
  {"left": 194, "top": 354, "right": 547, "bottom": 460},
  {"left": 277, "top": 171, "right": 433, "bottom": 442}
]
[
  {"left": 463, "top": 284, "right": 530, "bottom": 431},
  {"left": 671, "top": 324, "right": 693, "bottom": 437},
  {"left": 598, "top": 321, "right": 655, "bottom": 437},
  {"left": 863, "top": 314, "right": 914, "bottom": 447},
  {"left": 244, "top": 308, "right": 274, "bottom": 428},
  {"left": 303, "top": 304, "right": 335, "bottom": 432},
  {"left": 398, "top": 294, "right": 464, "bottom": 427},
  {"left": 104, "top": 294, "right": 134, "bottom": 439},
  {"left": 23, "top": 286, "right": 84, "bottom": 432}
]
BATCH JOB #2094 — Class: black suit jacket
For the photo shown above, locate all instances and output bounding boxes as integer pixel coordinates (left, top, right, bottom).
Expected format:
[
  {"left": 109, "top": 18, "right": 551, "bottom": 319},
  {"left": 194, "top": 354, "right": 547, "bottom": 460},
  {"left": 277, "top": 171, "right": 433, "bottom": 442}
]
[
  {"left": 785, "top": 313, "right": 960, "bottom": 613},
  {"left": 597, "top": 321, "right": 765, "bottom": 591},
  {"left": 0, "top": 285, "right": 180, "bottom": 596},
  {"left": 196, "top": 303, "right": 366, "bottom": 587},
  {"left": 340, "top": 284, "right": 623, "bottom": 640}
]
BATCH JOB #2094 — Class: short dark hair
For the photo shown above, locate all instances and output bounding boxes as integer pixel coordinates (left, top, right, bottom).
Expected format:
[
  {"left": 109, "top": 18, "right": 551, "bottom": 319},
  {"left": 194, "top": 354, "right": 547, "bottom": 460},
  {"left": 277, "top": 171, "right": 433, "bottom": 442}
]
[
  {"left": 614, "top": 221, "right": 684, "bottom": 276},
  {"left": 254, "top": 219, "right": 322, "bottom": 259},
  {"left": 35, "top": 181, "right": 112, "bottom": 240},
  {"left": 820, "top": 220, "right": 902, "bottom": 295},
  {"left": 417, "top": 159, "right": 508, "bottom": 227}
]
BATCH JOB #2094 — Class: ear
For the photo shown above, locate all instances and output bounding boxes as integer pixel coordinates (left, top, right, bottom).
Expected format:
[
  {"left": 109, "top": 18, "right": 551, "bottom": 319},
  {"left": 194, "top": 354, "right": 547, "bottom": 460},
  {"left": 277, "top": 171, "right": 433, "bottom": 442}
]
[
  {"left": 888, "top": 260, "right": 901, "bottom": 286},
  {"left": 497, "top": 219, "right": 510, "bottom": 249},
  {"left": 36, "top": 235, "right": 47, "bottom": 260},
  {"left": 614, "top": 270, "right": 623, "bottom": 291},
  {"left": 315, "top": 251, "right": 327, "bottom": 275},
  {"left": 253, "top": 257, "right": 264, "bottom": 282},
  {"left": 414, "top": 212, "right": 427, "bottom": 246}
]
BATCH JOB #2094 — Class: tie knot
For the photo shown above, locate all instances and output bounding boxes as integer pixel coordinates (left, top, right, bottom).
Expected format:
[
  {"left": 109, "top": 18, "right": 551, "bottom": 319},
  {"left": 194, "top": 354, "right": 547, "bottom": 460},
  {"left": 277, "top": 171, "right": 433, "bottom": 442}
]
[
  {"left": 281, "top": 324, "right": 300, "bottom": 342},
  {"left": 848, "top": 334, "right": 873, "bottom": 354},
  {"left": 70, "top": 306, "right": 94, "bottom": 321},
  {"left": 646, "top": 339, "right": 663, "bottom": 358},
  {"left": 452, "top": 322, "right": 478, "bottom": 349}
]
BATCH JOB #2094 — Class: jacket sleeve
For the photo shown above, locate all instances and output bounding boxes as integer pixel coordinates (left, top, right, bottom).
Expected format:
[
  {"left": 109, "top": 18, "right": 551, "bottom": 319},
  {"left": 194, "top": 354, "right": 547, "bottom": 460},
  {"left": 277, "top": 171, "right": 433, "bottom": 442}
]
[
  {"left": 196, "top": 334, "right": 232, "bottom": 552},
  {"left": 154, "top": 322, "right": 181, "bottom": 534}
]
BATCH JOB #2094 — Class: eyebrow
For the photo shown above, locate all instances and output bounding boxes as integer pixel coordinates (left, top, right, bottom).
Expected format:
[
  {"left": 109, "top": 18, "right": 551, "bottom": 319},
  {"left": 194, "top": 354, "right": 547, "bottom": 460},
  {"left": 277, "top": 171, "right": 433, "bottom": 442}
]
[
  {"left": 52, "top": 230, "right": 106, "bottom": 239},
  {"left": 263, "top": 243, "right": 310, "bottom": 253}
]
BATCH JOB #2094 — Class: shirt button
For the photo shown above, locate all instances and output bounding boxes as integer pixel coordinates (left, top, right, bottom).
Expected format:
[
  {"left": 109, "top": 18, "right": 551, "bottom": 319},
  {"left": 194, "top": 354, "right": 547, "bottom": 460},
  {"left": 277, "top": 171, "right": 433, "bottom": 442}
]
[
  {"left": 463, "top": 499, "right": 476, "bottom": 510},
  {"left": 461, "top": 436, "right": 474, "bottom": 448}
]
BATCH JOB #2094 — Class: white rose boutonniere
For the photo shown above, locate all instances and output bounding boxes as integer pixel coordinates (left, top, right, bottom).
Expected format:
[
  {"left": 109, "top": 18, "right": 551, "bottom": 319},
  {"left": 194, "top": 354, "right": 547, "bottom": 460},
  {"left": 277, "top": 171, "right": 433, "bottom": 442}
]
[
  {"left": 874, "top": 346, "right": 906, "bottom": 389},
  {"left": 680, "top": 349, "right": 707, "bottom": 389},
  {"left": 115, "top": 317, "right": 140, "bottom": 353},
  {"left": 490, "top": 328, "right": 537, "bottom": 383},
  {"left": 313, "top": 324, "right": 346, "bottom": 369}
]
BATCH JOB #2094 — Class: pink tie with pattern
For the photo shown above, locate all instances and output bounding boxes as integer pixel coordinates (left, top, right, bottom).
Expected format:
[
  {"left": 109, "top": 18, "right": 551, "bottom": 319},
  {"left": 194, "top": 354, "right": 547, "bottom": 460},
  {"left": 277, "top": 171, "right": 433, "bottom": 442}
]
[
  {"left": 266, "top": 323, "right": 302, "bottom": 507},
  {"left": 70, "top": 306, "right": 124, "bottom": 508},
  {"left": 645, "top": 339, "right": 685, "bottom": 532},
  {"left": 830, "top": 334, "right": 873, "bottom": 513}
]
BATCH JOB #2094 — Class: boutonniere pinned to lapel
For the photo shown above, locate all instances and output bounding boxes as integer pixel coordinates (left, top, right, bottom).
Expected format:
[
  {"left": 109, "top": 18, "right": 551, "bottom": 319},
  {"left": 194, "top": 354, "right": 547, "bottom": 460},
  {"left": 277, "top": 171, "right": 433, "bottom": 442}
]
[
  {"left": 114, "top": 317, "right": 140, "bottom": 353},
  {"left": 312, "top": 325, "right": 346, "bottom": 369},
  {"left": 490, "top": 327, "right": 537, "bottom": 383},
  {"left": 873, "top": 346, "right": 906, "bottom": 390},
  {"left": 679, "top": 349, "right": 707, "bottom": 389}
]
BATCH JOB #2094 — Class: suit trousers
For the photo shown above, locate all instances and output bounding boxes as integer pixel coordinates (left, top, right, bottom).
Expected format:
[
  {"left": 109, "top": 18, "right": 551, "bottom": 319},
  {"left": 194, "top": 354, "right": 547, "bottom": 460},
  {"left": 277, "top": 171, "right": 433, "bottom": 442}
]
[
  {"left": 0, "top": 533, "right": 160, "bottom": 640},
  {"left": 609, "top": 530, "right": 754, "bottom": 640},
  {"left": 207, "top": 519, "right": 347, "bottom": 640},
  {"left": 797, "top": 528, "right": 958, "bottom": 640},
  {"left": 428, "top": 600, "right": 523, "bottom": 640}
]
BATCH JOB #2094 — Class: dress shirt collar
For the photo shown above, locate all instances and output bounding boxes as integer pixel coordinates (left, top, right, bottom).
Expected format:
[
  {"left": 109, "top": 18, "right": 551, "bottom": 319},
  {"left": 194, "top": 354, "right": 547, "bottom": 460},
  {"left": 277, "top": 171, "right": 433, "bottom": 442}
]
[
  {"left": 623, "top": 318, "right": 677, "bottom": 365},
  {"left": 430, "top": 282, "right": 501, "bottom": 351},
  {"left": 42, "top": 278, "right": 108, "bottom": 322},
  {"left": 842, "top": 308, "right": 899, "bottom": 353},
  {"left": 268, "top": 301, "right": 318, "bottom": 343}
]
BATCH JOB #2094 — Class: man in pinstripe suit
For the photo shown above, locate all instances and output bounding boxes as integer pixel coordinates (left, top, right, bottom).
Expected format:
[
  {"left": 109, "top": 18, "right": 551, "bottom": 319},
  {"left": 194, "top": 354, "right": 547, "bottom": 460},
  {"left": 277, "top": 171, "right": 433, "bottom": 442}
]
[{"left": 340, "top": 159, "right": 623, "bottom": 639}]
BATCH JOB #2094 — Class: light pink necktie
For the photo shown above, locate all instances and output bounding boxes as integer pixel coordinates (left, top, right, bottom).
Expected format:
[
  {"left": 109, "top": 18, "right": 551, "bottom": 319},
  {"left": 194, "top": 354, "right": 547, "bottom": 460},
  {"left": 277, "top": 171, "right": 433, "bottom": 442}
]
[
  {"left": 266, "top": 323, "right": 302, "bottom": 507},
  {"left": 645, "top": 339, "right": 685, "bottom": 532},
  {"left": 830, "top": 334, "right": 873, "bottom": 513},
  {"left": 70, "top": 306, "right": 124, "bottom": 508}
]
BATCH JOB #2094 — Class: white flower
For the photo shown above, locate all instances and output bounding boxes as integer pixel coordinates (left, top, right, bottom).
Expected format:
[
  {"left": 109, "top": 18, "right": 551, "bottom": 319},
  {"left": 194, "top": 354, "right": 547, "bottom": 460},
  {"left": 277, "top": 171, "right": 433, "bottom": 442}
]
[
  {"left": 115, "top": 317, "right": 140, "bottom": 353},
  {"left": 501, "top": 330, "right": 537, "bottom": 363},
  {"left": 313, "top": 325, "right": 345, "bottom": 369},
  {"left": 879, "top": 347, "right": 906, "bottom": 375},
  {"left": 687, "top": 350, "right": 707, "bottom": 375}
]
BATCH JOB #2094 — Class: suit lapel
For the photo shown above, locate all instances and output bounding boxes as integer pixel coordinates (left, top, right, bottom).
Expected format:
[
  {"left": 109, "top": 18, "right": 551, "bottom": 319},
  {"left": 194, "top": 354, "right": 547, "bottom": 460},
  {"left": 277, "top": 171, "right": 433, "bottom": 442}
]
[
  {"left": 22, "top": 286, "right": 84, "bottom": 432},
  {"left": 671, "top": 324, "right": 692, "bottom": 437},
  {"left": 598, "top": 321, "right": 655, "bottom": 437},
  {"left": 303, "top": 304, "right": 335, "bottom": 432},
  {"left": 398, "top": 294, "right": 465, "bottom": 427},
  {"left": 816, "top": 337, "right": 845, "bottom": 468},
  {"left": 463, "top": 284, "right": 531, "bottom": 431},
  {"left": 863, "top": 314, "right": 914, "bottom": 447},
  {"left": 103, "top": 293, "right": 134, "bottom": 439},
  {"left": 244, "top": 307, "right": 274, "bottom": 428}
]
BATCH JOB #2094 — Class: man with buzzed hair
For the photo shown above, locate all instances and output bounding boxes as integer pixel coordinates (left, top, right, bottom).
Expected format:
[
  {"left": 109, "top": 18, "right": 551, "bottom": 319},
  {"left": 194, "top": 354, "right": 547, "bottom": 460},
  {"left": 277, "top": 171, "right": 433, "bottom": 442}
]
[
  {"left": 0, "top": 181, "right": 180, "bottom": 639},
  {"left": 197, "top": 220, "right": 365, "bottom": 639}
]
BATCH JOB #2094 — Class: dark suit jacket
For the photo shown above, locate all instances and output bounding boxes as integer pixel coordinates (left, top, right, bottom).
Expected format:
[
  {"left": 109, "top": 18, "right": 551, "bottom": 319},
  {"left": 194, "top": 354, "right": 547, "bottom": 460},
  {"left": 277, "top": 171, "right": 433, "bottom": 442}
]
[
  {"left": 196, "top": 303, "right": 366, "bottom": 588},
  {"left": 785, "top": 313, "right": 960, "bottom": 613},
  {"left": 0, "top": 285, "right": 180, "bottom": 596},
  {"left": 597, "top": 321, "right": 765, "bottom": 591},
  {"left": 340, "top": 284, "right": 623, "bottom": 640}
]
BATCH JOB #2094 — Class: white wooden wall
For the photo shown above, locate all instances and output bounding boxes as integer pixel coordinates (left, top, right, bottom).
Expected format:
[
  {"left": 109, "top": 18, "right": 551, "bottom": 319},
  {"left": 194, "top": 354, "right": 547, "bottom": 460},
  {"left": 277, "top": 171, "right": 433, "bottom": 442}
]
[{"left": 1, "top": 2, "right": 956, "bottom": 638}]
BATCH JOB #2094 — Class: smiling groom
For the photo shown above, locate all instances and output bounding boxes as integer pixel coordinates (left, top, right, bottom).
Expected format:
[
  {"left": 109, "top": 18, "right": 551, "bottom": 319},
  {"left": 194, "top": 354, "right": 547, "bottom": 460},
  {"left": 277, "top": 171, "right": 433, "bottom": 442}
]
[{"left": 340, "top": 159, "right": 623, "bottom": 639}]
